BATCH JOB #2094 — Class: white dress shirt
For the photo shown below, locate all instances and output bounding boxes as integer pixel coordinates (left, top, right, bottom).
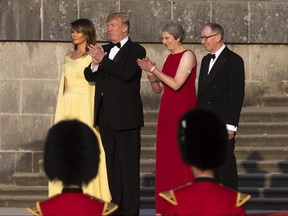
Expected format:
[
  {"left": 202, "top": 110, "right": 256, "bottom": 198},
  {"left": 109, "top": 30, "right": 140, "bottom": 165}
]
[
  {"left": 108, "top": 36, "right": 129, "bottom": 60},
  {"left": 91, "top": 36, "right": 129, "bottom": 72},
  {"left": 208, "top": 44, "right": 226, "bottom": 74}
]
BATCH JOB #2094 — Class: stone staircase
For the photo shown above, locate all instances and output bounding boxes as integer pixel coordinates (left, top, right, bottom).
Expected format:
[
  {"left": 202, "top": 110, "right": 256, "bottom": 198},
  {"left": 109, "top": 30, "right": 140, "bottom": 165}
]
[
  {"left": 0, "top": 172, "right": 47, "bottom": 208},
  {"left": 1, "top": 98, "right": 288, "bottom": 212},
  {"left": 140, "top": 105, "right": 288, "bottom": 212}
]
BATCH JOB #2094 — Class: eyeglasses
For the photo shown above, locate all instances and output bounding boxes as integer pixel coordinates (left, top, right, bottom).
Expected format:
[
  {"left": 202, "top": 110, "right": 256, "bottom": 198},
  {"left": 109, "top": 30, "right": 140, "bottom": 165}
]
[{"left": 200, "top": 33, "right": 218, "bottom": 41}]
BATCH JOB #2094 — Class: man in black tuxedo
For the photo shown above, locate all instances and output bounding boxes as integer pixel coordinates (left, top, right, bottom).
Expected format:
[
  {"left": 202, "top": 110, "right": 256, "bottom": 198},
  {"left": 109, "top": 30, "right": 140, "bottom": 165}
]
[
  {"left": 84, "top": 12, "right": 146, "bottom": 215},
  {"left": 196, "top": 23, "right": 245, "bottom": 191}
]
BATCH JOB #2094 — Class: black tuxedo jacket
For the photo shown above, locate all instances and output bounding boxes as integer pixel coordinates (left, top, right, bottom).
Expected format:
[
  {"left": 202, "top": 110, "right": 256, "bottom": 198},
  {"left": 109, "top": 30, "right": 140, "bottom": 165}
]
[
  {"left": 197, "top": 46, "right": 245, "bottom": 127},
  {"left": 84, "top": 38, "right": 146, "bottom": 130}
]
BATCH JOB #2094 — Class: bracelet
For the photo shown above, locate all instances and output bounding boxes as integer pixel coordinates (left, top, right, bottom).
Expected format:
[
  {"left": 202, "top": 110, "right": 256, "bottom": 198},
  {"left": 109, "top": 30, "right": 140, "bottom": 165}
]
[
  {"left": 147, "top": 76, "right": 158, "bottom": 83},
  {"left": 150, "top": 65, "right": 156, "bottom": 72}
]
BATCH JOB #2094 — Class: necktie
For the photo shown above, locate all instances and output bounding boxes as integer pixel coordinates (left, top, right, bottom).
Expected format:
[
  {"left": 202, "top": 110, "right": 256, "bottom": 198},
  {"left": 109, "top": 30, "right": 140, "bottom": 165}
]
[
  {"left": 206, "top": 53, "right": 216, "bottom": 76},
  {"left": 208, "top": 53, "right": 216, "bottom": 60},
  {"left": 110, "top": 42, "right": 121, "bottom": 48}
]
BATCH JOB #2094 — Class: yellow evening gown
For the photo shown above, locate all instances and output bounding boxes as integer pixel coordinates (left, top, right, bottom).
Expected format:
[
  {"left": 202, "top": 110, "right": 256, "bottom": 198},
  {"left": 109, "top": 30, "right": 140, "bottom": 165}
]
[{"left": 48, "top": 54, "right": 111, "bottom": 202}]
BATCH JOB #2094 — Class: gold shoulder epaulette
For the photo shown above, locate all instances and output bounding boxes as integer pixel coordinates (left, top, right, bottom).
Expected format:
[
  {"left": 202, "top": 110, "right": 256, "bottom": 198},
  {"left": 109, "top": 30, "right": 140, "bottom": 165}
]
[
  {"left": 159, "top": 190, "right": 178, "bottom": 206},
  {"left": 26, "top": 205, "right": 41, "bottom": 216},
  {"left": 102, "top": 202, "right": 118, "bottom": 216},
  {"left": 236, "top": 192, "right": 251, "bottom": 207},
  {"left": 159, "top": 182, "right": 192, "bottom": 206}
]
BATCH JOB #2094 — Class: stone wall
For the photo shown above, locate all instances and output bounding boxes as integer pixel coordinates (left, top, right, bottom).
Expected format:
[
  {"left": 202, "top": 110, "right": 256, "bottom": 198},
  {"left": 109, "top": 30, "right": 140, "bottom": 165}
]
[
  {"left": 1, "top": 0, "right": 288, "bottom": 43},
  {"left": 0, "top": 0, "right": 288, "bottom": 184}
]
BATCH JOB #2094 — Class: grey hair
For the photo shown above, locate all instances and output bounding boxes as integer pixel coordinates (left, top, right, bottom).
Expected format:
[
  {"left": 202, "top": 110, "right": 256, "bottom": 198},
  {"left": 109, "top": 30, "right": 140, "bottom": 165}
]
[
  {"left": 107, "top": 12, "right": 130, "bottom": 33},
  {"left": 160, "top": 20, "right": 185, "bottom": 43},
  {"left": 201, "top": 23, "right": 224, "bottom": 41}
]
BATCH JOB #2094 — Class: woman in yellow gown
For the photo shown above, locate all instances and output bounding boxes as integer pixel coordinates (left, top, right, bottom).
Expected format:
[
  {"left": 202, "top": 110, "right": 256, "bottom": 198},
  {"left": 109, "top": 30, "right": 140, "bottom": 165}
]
[{"left": 49, "top": 18, "right": 111, "bottom": 202}]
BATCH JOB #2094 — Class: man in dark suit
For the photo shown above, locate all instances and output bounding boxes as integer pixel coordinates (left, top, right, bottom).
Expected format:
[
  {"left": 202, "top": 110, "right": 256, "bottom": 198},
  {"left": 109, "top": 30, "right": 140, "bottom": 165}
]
[
  {"left": 196, "top": 23, "right": 245, "bottom": 190},
  {"left": 84, "top": 12, "right": 146, "bottom": 216}
]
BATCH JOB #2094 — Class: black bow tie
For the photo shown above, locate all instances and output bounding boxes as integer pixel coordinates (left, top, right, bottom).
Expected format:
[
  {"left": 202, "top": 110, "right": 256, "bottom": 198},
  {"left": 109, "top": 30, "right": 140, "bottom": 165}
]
[
  {"left": 110, "top": 42, "right": 121, "bottom": 48},
  {"left": 208, "top": 53, "right": 216, "bottom": 60}
]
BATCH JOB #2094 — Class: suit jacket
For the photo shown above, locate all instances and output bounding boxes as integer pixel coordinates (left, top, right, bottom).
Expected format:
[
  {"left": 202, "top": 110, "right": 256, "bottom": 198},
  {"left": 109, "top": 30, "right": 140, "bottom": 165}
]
[
  {"left": 159, "top": 178, "right": 250, "bottom": 216},
  {"left": 197, "top": 46, "right": 245, "bottom": 127},
  {"left": 84, "top": 38, "right": 146, "bottom": 130}
]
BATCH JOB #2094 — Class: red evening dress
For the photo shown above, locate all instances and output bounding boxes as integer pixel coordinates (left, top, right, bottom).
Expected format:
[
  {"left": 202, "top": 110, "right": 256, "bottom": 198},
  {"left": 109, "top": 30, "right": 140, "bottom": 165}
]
[{"left": 155, "top": 50, "right": 197, "bottom": 213}]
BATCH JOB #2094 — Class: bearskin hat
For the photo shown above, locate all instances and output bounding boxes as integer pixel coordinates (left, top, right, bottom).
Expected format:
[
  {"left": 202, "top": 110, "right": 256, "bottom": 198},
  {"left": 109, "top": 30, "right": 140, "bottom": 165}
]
[
  {"left": 44, "top": 120, "right": 100, "bottom": 187},
  {"left": 178, "top": 108, "right": 228, "bottom": 170}
]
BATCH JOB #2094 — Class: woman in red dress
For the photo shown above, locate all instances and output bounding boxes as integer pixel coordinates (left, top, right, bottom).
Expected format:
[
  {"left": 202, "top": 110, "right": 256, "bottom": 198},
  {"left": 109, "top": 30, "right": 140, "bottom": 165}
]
[{"left": 137, "top": 20, "right": 197, "bottom": 214}]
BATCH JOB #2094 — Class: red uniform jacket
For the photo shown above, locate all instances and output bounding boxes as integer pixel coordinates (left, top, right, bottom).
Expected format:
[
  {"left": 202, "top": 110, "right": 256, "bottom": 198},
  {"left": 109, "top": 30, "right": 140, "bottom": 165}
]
[
  {"left": 27, "top": 188, "right": 118, "bottom": 216},
  {"left": 159, "top": 177, "right": 250, "bottom": 216}
]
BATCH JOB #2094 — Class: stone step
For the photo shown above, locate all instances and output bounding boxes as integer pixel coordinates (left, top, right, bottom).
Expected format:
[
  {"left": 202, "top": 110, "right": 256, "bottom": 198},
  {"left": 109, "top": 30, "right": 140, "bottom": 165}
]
[
  {"left": 232, "top": 160, "right": 288, "bottom": 173},
  {"left": 18, "top": 172, "right": 288, "bottom": 192},
  {"left": 236, "top": 134, "right": 288, "bottom": 147},
  {"left": 139, "top": 186, "right": 288, "bottom": 199},
  {"left": 140, "top": 158, "right": 288, "bottom": 173},
  {"left": 0, "top": 185, "right": 153, "bottom": 208},
  {"left": 236, "top": 122, "right": 288, "bottom": 135},
  {"left": 141, "top": 147, "right": 288, "bottom": 161},
  {"left": 141, "top": 122, "right": 288, "bottom": 143},
  {"left": 139, "top": 196, "right": 288, "bottom": 211},
  {"left": 141, "top": 128, "right": 288, "bottom": 143},
  {"left": 0, "top": 195, "right": 46, "bottom": 208},
  {"left": 142, "top": 120, "right": 288, "bottom": 136},
  {"left": 142, "top": 123, "right": 157, "bottom": 136},
  {"left": 240, "top": 187, "right": 288, "bottom": 198},
  {"left": 8, "top": 185, "right": 284, "bottom": 198},
  {"left": 140, "top": 159, "right": 156, "bottom": 173},
  {"left": 13, "top": 173, "right": 48, "bottom": 187},
  {"left": 139, "top": 176, "right": 288, "bottom": 210},
  {"left": 5, "top": 105, "right": 288, "bottom": 211},
  {"left": 139, "top": 172, "right": 288, "bottom": 188},
  {"left": 144, "top": 107, "right": 288, "bottom": 124},
  {"left": 140, "top": 196, "right": 154, "bottom": 209},
  {"left": 141, "top": 147, "right": 156, "bottom": 159},
  {"left": 235, "top": 147, "right": 288, "bottom": 161},
  {"left": 14, "top": 163, "right": 288, "bottom": 188},
  {"left": 141, "top": 135, "right": 156, "bottom": 148},
  {"left": 140, "top": 186, "right": 154, "bottom": 197},
  {"left": 239, "top": 173, "right": 288, "bottom": 187},
  {"left": 239, "top": 107, "right": 288, "bottom": 122},
  {"left": 4, "top": 172, "right": 288, "bottom": 211},
  {"left": 140, "top": 173, "right": 155, "bottom": 187},
  {"left": 0, "top": 184, "right": 47, "bottom": 196},
  {"left": 261, "top": 96, "right": 288, "bottom": 107},
  {"left": 246, "top": 197, "right": 288, "bottom": 211},
  {"left": 141, "top": 115, "right": 288, "bottom": 135},
  {"left": 141, "top": 134, "right": 288, "bottom": 148},
  {"left": 143, "top": 111, "right": 158, "bottom": 123},
  {"left": 0, "top": 184, "right": 155, "bottom": 198}
]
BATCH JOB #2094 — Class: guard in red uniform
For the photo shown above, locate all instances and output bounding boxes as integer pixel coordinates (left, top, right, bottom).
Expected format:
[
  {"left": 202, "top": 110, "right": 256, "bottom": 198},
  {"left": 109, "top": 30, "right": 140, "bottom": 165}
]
[
  {"left": 159, "top": 108, "right": 251, "bottom": 216},
  {"left": 27, "top": 120, "right": 117, "bottom": 216}
]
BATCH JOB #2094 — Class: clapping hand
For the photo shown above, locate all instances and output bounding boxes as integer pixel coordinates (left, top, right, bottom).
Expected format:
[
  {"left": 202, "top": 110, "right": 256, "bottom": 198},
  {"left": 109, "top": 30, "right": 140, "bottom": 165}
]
[
  {"left": 137, "top": 57, "right": 155, "bottom": 76},
  {"left": 88, "top": 44, "right": 105, "bottom": 65}
]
